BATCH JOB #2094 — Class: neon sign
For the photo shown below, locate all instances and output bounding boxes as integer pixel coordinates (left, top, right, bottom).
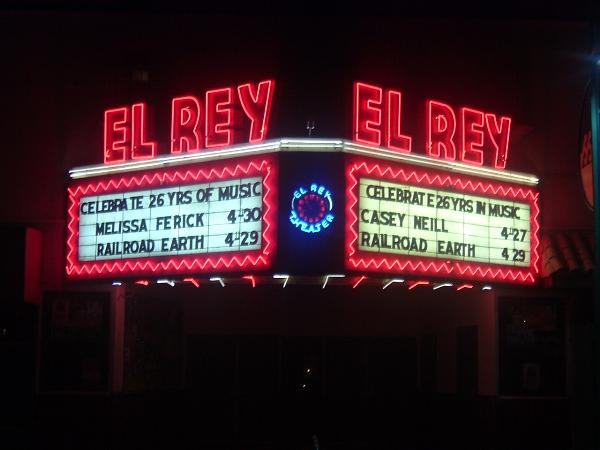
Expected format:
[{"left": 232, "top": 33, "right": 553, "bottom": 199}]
[
  {"left": 289, "top": 183, "right": 334, "bottom": 233},
  {"left": 104, "top": 79, "right": 275, "bottom": 164},
  {"left": 353, "top": 81, "right": 512, "bottom": 169}
]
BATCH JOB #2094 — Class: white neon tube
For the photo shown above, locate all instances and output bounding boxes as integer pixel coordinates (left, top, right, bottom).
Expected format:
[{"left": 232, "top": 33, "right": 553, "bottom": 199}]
[
  {"left": 69, "top": 138, "right": 539, "bottom": 186},
  {"left": 322, "top": 274, "right": 345, "bottom": 289},
  {"left": 382, "top": 278, "right": 404, "bottom": 290},
  {"left": 273, "top": 274, "right": 290, "bottom": 288}
]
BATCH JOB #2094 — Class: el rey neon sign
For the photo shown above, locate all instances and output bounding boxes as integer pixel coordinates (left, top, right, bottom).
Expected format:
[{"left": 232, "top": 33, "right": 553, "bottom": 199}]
[
  {"left": 289, "top": 183, "right": 335, "bottom": 233},
  {"left": 353, "top": 82, "right": 512, "bottom": 169},
  {"left": 104, "top": 79, "right": 275, "bottom": 164},
  {"left": 103, "top": 79, "right": 512, "bottom": 170}
]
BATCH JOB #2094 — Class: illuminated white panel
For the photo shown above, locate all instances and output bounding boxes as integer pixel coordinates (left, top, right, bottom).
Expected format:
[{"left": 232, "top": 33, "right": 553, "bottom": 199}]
[
  {"left": 77, "top": 176, "right": 263, "bottom": 262},
  {"left": 357, "top": 177, "right": 532, "bottom": 268}
]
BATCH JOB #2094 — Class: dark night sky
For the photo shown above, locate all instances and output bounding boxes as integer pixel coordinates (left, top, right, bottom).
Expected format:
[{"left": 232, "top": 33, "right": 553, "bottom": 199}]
[{"left": 0, "top": 7, "right": 596, "bottom": 287}]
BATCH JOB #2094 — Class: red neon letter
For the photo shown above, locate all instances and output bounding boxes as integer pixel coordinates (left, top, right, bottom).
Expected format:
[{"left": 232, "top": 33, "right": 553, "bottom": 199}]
[
  {"left": 426, "top": 100, "right": 456, "bottom": 160},
  {"left": 461, "top": 107, "right": 485, "bottom": 166},
  {"left": 171, "top": 96, "right": 202, "bottom": 153},
  {"left": 486, "top": 113, "right": 511, "bottom": 169},
  {"left": 386, "top": 90, "right": 412, "bottom": 152},
  {"left": 104, "top": 107, "right": 129, "bottom": 164},
  {"left": 131, "top": 103, "right": 157, "bottom": 160},
  {"left": 353, "top": 82, "right": 382, "bottom": 146},
  {"left": 238, "top": 80, "right": 275, "bottom": 143},
  {"left": 205, "top": 87, "right": 233, "bottom": 148}
]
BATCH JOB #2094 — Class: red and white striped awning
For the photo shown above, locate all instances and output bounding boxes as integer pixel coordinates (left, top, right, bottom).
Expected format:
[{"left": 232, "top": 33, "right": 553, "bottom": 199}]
[{"left": 541, "top": 231, "right": 594, "bottom": 277}]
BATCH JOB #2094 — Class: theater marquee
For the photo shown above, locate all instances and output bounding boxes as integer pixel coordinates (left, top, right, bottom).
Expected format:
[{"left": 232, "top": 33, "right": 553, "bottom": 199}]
[
  {"left": 346, "top": 159, "right": 540, "bottom": 283},
  {"left": 66, "top": 77, "right": 541, "bottom": 285},
  {"left": 66, "top": 158, "right": 276, "bottom": 277}
]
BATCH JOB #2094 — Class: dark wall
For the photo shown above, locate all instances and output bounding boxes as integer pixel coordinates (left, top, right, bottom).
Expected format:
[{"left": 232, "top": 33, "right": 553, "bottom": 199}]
[
  {"left": 0, "top": 13, "right": 593, "bottom": 289},
  {"left": 276, "top": 152, "right": 345, "bottom": 275}
]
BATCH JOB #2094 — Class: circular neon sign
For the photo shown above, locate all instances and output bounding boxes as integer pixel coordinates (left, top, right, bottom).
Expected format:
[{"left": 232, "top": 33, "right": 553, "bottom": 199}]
[{"left": 289, "top": 183, "right": 334, "bottom": 233}]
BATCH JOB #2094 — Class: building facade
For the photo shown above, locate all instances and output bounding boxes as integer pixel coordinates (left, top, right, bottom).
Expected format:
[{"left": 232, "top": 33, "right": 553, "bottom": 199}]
[{"left": 0, "top": 13, "right": 595, "bottom": 449}]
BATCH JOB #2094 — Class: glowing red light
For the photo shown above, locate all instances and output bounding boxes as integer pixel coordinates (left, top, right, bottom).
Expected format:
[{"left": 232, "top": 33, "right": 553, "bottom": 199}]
[
  {"left": 408, "top": 280, "right": 430, "bottom": 290},
  {"left": 238, "top": 80, "right": 275, "bottom": 143},
  {"left": 460, "top": 107, "right": 485, "bottom": 166},
  {"left": 352, "top": 275, "right": 367, "bottom": 289},
  {"left": 353, "top": 82, "right": 383, "bottom": 146},
  {"left": 171, "top": 96, "right": 202, "bottom": 153},
  {"left": 205, "top": 87, "right": 233, "bottom": 148},
  {"left": 131, "top": 103, "right": 157, "bottom": 160},
  {"left": 426, "top": 100, "right": 457, "bottom": 161},
  {"left": 485, "top": 113, "right": 511, "bottom": 169},
  {"left": 104, "top": 79, "right": 274, "bottom": 163},
  {"left": 352, "top": 81, "right": 513, "bottom": 169},
  {"left": 135, "top": 280, "right": 149, "bottom": 286},
  {"left": 183, "top": 277, "right": 200, "bottom": 288},
  {"left": 386, "top": 90, "right": 412, "bottom": 153},
  {"left": 104, "top": 107, "right": 129, "bottom": 164},
  {"left": 456, "top": 283, "right": 474, "bottom": 291},
  {"left": 242, "top": 275, "right": 256, "bottom": 288}
]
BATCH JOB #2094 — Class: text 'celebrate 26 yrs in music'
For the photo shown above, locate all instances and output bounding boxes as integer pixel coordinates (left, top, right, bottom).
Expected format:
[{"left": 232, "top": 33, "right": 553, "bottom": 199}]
[{"left": 358, "top": 178, "right": 530, "bottom": 267}]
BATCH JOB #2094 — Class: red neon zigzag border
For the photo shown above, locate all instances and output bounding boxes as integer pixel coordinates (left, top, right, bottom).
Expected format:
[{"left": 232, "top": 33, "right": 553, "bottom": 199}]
[
  {"left": 66, "top": 159, "right": 276, "bottom": 277},
  {"left": 345, "top": 160, "right": 540, "bottom": 283}
]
